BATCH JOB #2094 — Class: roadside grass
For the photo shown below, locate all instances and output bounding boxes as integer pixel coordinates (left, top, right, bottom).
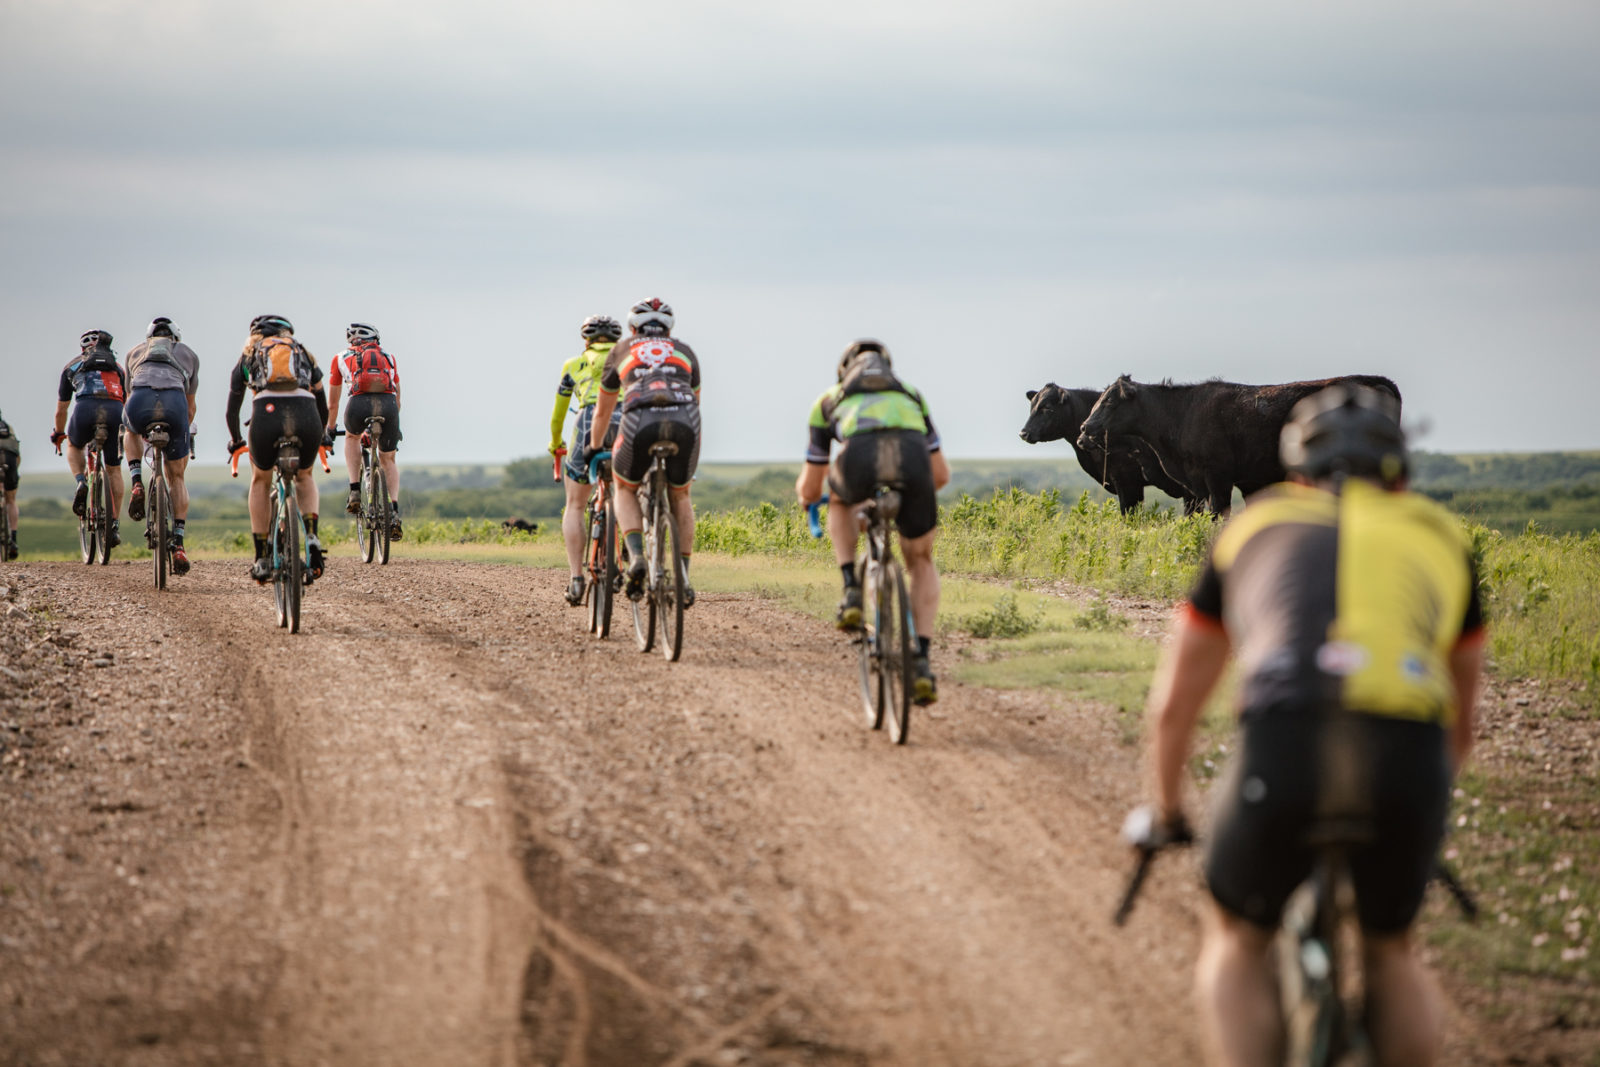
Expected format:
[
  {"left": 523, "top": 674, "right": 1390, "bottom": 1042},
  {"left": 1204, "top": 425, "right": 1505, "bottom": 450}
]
[{"left": 1474, "top": 526, "right": 1600, "bottom": 709}]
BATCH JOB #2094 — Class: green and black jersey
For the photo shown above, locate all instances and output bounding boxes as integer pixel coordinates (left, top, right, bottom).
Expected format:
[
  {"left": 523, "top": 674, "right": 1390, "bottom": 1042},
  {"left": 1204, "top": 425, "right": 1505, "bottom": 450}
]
[
  {"left": 805, "top": 382, "right": 940, "bottom": 464},
  {"left": 1187, "top": 479, "right": 1483, "bottom": 726}
]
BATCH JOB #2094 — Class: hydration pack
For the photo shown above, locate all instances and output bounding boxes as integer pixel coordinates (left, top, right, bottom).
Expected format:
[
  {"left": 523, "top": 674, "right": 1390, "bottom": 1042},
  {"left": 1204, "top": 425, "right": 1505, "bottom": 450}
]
[
  {"left": 249, "top": 336, "right": 314, "bottom": 392},
  {"left": 140, "top": 337, "right": 191, "bottom": 388},
  {"left": 71, "top": 351, "right": 126, "bottom": 403},
  {"left": 0, "top": 418, "right": 17, "bottom": 456},
  {"left": 839, "top": 349, "right": 909, "bottom": 400},
  {"left": 349, "top": 341, "right": 397, "bottom": 395}
]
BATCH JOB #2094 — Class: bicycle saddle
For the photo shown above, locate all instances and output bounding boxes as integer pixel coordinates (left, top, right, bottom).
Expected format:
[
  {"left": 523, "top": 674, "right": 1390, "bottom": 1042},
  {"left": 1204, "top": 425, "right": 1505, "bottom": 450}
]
[{"left": 649, "top": 442, "right": 680, "bottom": 457}]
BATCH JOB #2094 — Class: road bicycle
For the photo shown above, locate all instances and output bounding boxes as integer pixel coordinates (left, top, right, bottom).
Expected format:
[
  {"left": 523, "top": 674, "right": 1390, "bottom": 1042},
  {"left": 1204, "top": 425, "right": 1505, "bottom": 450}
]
[
  {"left": 581, "top": 450, "right": 619, "bottom": 638},
  {"left": 809, "top": 490, "right": 917, "bottom": 744},
  {"left": 1114, "top": 790, "right": 1478, "bottom": 1066},
  {"left": 631, "top": 442, "right": 688, "bottom": 661},
  {"left": 58, "top": 423, "right": 114, "bottom": 565},
  {"left": 139, "top": 420, "right": 183, "bottom": 590},
  {"left": 0, "top": 454, "right": 13, "bottom": 564},
  {"left": 232, "top": 437, "right": 331, "bottom": 634},
  {"left": 334, "top": 413, "right": 395, "bottom": 565}
]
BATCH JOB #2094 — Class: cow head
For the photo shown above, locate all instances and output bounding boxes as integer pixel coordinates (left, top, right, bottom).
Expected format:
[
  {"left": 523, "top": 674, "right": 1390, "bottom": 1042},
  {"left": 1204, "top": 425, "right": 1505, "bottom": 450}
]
[
  {"left": 1019, "top": 383, "right": 1079, "bottom": 444},
  {"left": 1076, "top": 375, "right": 1140, "bottom": 450}
]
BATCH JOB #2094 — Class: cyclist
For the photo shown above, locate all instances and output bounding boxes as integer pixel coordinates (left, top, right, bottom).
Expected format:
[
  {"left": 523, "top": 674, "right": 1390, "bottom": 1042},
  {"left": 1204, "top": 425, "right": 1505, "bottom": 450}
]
[
  {"left": 0, "top": 410, "right": 19, "bottom": 560},
  {"left": 588, "top": 298, "right": 699, "bottom": 606},
  {"left": 550, "top": 313, "right": 622, "bottom": 606},
  {"left": 52, "top": 329, "right": 127, "bottom": 548},
  {"left": 795, "top": 339, "right": 949, "bottom": 705},
  {"left": 122, "top": 317, "right": 200, "bottom": 575},
  {"left": 1137, "top": 384, "right": 1483, "bottom": 1067},
  {"left": 224, "top": 315, "right": 332, "bottom": 585},
  {"left": 325, "top": 322, "right": 404, "bottom": 540}
]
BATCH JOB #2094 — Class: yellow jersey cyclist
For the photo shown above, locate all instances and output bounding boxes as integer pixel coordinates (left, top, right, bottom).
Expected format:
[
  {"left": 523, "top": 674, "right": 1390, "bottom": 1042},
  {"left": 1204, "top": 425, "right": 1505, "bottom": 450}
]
[
  {"left": 52, "top": 329, "right": 128, "bottom": 548},
  {"left": 122, "top": 317, "right": 200, "bottom": 575},
  {"left": 1139, "top": 384, "right": 1484, "bottom": 1067},
  {"left": 589, "top": 298, "right": 700, "bottom": 606},
  {"left": 326, "top": 322, "right": 404, "bottom": 540},
  {"left": 224, "top": 315, "right": 333, "bottom": 585},
  {"left": 0, "top": 410, "right": 20, "bottom": 560},
  {"left": 550, "top": 314, "right": 622, "bottom": 606},
  {"left": 796, "top": 340, "right": 950, "bottom": 705}
]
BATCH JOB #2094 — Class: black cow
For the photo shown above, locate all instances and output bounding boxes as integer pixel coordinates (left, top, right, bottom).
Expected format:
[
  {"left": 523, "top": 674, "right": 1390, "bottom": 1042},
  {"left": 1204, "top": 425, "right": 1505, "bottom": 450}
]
[
  {"left": 502, "top": 517, "right": 539, "bottom": 534},
  {"left": 1077, "top": 374, "right": 1402, "bottom": 515},
  {"left": 1020, "top": 383, "right": 1198, "bottom": 514}
]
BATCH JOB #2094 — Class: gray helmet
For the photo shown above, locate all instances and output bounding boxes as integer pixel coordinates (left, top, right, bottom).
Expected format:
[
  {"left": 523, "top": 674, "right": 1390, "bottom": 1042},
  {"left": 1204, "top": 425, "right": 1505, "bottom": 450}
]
[
  {"left": 837, "top": 338, "right": 890, "bottom": 382},
  {"left": 1280, "top": 384, "right": 1407, "bottom": 486}
]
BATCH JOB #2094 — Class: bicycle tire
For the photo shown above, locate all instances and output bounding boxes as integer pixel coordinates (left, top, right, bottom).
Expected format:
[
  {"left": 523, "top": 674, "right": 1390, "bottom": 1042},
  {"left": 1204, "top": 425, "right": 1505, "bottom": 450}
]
[
  {"left": 592, "top": 502, "right": 615, "bottom": 638},
  {"left": 0, "top": 491, "right": 9, "bottom": 564},
  {"left": 884, "top": 560, "right": 913, "bottom": 744},
  {"left": 285, "top": 493, "right": 302, "bottom": 634},
  {"left": 858, "top": 559, "right": 884, "bottom": 729},
  {"left": 359, "top": 456, "right": 377, "bottom": 564},
  {"left": 153, "top": 475, "right": 168, "bottom": 590},
  {"left": 78, "top": 468, "right": 95, "bottom": 564},
  {"left": 374, "top": 459, "right": 391, "bottom": 565},
  {"left": 631, "top": 483, "right": 658, "bottom": 653},
  {"left": 95, "top": 465, "right": 113, "bottom": 565},
  {"left": 272, "top": 491, "right": 289, "bottom": 628},
  {"left": 658, "top": 496, "right": 684, "bottom": 663}
]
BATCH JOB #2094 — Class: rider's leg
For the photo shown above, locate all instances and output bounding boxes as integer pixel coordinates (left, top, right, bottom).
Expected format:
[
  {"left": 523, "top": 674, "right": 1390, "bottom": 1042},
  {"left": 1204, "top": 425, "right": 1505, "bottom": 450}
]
[
  {"left": 1193, "top": 903, "right": 1284, "bottom": 1067},
  {"left": 107, "top": 466, "right": 124, "bottom": 518},
  {"left": 167, "top": 455, "right": 190, "bottom": 521},
  {"left": 669, "top": 485, "right": 694, "bottom": 557},
  {"left": 4, "top": 490, "right": 17, "bottom": 534},
  {"left": 1362, "top": 931, "right": 1444, "bottom": 1067},
  {"left": 380, "top": 450, "right": 399, "bottom": 504},
  {"left": 614, "top": 481, "right": 646, "bottom": 588},
  {"left": 900, "top": 528, "right": 940, "bottom": 638},
  {"left": 562, "top": 473, "right": 591, "bottom": 577},
  {"left": 343, "top": 432, "right": 362, "bottom": 484},
  {"left": 826, "top": 497, "right": 859, "bottom": 568},
  {"left": 249, "top": 466, "right": 272, "bottom": 535},
  {"left": 123, "top": 429, "right": 142, "bottom": 480},
  {"left": 66, "top": 444, "right": 86, "bottom": 478},
  {"left": 295, "top": 468, "right": 320, "bottom": 529}
]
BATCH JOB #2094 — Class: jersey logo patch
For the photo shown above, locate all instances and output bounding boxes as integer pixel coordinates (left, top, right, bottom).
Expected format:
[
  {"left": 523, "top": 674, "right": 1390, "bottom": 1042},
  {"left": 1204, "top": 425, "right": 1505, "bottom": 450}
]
[{"left": 1315, "top": 641, "right": 1370, "bottom": 676}]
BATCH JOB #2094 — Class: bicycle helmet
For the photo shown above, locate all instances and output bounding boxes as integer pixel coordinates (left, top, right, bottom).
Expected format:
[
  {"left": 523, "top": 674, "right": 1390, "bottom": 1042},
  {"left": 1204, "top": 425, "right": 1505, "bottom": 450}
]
[
  {"left": 346, "top": 322, "right": 379, "bottom": 344},
  {"left": 80, "top": 329, "right": 113, "bottom": 350},
  {"left": 250, "top": 314, "right": 294, "bottom": 337},
  {"left": 1280, "top": 383, "right": 1408, "bottom": 487},
  {"left": 580, "top": 314, "right": 622, "bottom": 342},
  {"left": 627, "top": 298, "right": 674, "bottom": 335},
  {"left": 837, "top": 338, "right": 891, "bottom": 382},
  {"left": 147, "top": 317, "right": 180, "bottom": 341}
]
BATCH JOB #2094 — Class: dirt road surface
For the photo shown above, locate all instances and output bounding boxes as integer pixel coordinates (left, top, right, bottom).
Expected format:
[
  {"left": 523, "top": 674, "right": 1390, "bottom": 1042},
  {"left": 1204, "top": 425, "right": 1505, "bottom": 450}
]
[{"left": 1, "top": 559, "right": 1514, "bottom": 1066}]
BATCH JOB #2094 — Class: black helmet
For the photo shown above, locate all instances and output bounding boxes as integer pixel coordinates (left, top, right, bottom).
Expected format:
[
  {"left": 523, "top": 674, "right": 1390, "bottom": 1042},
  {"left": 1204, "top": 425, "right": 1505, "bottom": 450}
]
[
  {"left": 250, "top": 314, "right": 294, "bottom": 337},
  {"left": 580, "top": 314, "right": 622, "bottom": 342},
  {"left": 837, "top": 338, "right": 890, "bottom": 382},
  {"left": 79, "top": 329, "right": 112, "bottom": 350},
  {"left": 147, "top": 317, "right": 180, "bottom": 341},
  {"left": 1280, "top": 384, "right": 1407, "bottom": 486}
]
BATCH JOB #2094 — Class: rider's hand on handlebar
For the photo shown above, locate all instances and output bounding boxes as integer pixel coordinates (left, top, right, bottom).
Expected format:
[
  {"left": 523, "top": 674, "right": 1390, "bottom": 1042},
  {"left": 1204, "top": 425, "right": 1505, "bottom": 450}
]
[
  {"left": 226, "top": 437, "right": 246, "bottom": 458},
  {"left": 50, "top": 430, "right": 67, "bottom": 452},
  {"left": 321, "top": 430, "right": 336, "bottom": 450},
  {"left": 1121, "top": 805, "right": 1195, "bottom": 853}
]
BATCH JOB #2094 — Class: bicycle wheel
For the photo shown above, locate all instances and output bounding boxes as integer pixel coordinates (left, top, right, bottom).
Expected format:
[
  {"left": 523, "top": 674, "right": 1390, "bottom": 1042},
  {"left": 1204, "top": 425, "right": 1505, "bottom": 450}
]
[
  {"left": 78, "top": 470, "right": 96, "bottom": 564},
  {"left": 858, "top": 560, "right": 884, "bottom": 729},
  {"left": 883, "top": 561, "right": 913, "bottom": 744},
  {"left": 284, "top": 494, "right": 303, "bottom": 634},
  {"left": 631, "top": 501, "right": 658, "bottom": 654},
  {"left": 591, "top": 503, "right": 615, "bottom": 638},
  {"left": 153, "top": 476, "right": 168, "bottom": 590},
  {"left": 374, "top": 460, "right": 391, "bottom": 565},
  {"left": 359, "top": 457, "right": 377, "bottom": 564},
  {"left": 272, "top": 493, "right": 289, "bottom": 628},
  {"left": 95, "top": 467, "right": 113, "bottom": 565},
  {"left": 657, "top": 503, "right": 685, "bottom": 663}
]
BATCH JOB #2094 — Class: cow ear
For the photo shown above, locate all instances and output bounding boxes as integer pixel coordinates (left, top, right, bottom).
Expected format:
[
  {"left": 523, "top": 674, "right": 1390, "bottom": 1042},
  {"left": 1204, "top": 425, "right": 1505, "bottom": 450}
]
[
  {"left": 1026, "top": 390, "right": 1037, "bottom": 401},
  {"left": 1119, "top": 378, "right": 1138, "bottom": 398}
]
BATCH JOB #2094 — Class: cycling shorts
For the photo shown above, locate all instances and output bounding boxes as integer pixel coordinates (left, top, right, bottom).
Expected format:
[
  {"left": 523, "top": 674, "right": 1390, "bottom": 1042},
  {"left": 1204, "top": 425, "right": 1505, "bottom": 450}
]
[
  {"left": 248, "top": 395, "right": 322, "bottom": 474},
  {"left": 67, "top": 398, "right": 125, "bottom": 465},
  {"left": 1, "top": 455, "right": 16, "bottom": 493},
  {"left": 1204, "top": 710, "right": 1451, "bottom": 935},
  {"left": 828, "top": 430, "right": 938, "bottom": 541},
  {"left": 343, "top": 393, "right": 401, "bottom": 452},
  {"left": 565, "top": 403, "right": 621, "bottom": 484},
  {"left": 614, "top": 405, "right": 700, "bottom": 488},
  {"left": 122, "top": 387, "right": 192, "bottom": 461}
]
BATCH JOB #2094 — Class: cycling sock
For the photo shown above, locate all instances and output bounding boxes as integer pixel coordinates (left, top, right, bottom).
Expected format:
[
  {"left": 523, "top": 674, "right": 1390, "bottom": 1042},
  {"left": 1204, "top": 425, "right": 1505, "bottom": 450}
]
[
  {"left": 74, "top": 473, "right": 86, "bottom": 486},
  {"left": 305, "top": 513, "right": 319, "bottom": 537},
  {"left": 624, "top": 531, "right": 644, "bottom": 562},
  {"left": 917, "top": 635, "right": 931, "bottom": 658},
  {"left": 172, "top": 520, "right": 185, "bottom": 543},
  {"left": 349, "top": 481, "right": 359, "bottom": 492},
  {"left": 253, "top": 534, "right": 267, "bottom": 560},
  {"left": 840, "top": 563, "right": 858, "bottom": 588},
  {"left": 680, "top": 554, "right": 690, "bottom": 577},
  {"left": 127, "top": 460, "right": 141, "bottom": 482},
  {"left": 390, "top": 500, "right": 400, "bottom": 516}
]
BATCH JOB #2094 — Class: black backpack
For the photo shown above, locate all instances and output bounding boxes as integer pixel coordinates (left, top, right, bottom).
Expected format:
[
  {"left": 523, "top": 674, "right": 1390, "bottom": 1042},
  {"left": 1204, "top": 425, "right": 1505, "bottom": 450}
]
[{"left": 839, "top": 349, "right": 910, "bottom": 399}]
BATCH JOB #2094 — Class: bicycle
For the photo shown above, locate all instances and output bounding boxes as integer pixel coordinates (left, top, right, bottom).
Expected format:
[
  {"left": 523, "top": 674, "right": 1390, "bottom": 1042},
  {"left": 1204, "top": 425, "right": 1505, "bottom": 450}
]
[
  {"left": 631, "top": 442, "right": 688, "bottom": 661},
  {"left": 334, "top": 413, "right": 395, "bottom": 565},
  {"left": 231, "top": 437, "right": 331, "bottom": 633},
  {"left": 139, "top": 421, "right": 187, "bottom": 590},
  {"left": 581, "top": 450, "right": 619, "bottom": 638},
  {"left": 808, "top": 490, "right": 917, "bottom": 744},
  {"left": 1114, "top": 801, "right": 1479, "bottom": 1066},
  {"left": 0, "top": 454, "right": 12, "bottom": 564},
  {"left": 57, "top": 424, "right": 114, "bottom": 566}
]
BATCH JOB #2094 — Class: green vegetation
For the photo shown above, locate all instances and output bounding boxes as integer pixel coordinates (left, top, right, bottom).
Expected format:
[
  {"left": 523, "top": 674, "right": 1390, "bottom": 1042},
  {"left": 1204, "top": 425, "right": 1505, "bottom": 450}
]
[{"left": 1472, "top": 526, "right": 1600, "bottom": 702}]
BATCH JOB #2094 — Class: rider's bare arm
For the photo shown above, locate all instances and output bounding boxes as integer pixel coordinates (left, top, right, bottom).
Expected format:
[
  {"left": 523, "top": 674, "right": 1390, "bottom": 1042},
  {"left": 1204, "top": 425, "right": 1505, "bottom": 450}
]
[
  {"left": 54, "top": 400, "right": 69, "bottom": 435},
  {"left": 929, "top": 449, "right": 950, "bottom": 490},
  {"left": 1448, "top": 635, "right": 1485, "bottom": 773},
  {"left": 796, "top": 462, "right": 828, "bottom": 506},
  {"left": 1147, "top": 607, "right": 1231, "bottom": 823},
  {"left": 590, "top": 391, "right": 618, "bottom": 452}
]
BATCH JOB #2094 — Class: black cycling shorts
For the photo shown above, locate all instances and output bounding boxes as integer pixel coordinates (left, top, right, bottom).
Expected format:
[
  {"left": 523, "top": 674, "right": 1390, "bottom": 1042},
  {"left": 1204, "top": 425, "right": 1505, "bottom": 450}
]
[
  {"left": 122, "top": 387, "right": 192, "bottom": 461},
  {"left": 248, "top": 395, "right": 322, "bottom": 474},
  {"left": 343, "top": 392, "right": 401, "bottom": 452},
  {"left": 566, "top": 403, "right": 621, "bottom": 484},
  {"left": 67, "top": 398, "right": 125, "bottom": 465},
  {"left": 615, "top": 405, "right": 700, "bottom": 488},
  {"left": 1204, "top": 710, "right": 1451, "bottom": 935},
  {"left": 828, "top": 430, "right": 939, "bottom": 541},
  {"left": 1, "top": 453, "right": 17, "bottom": 492}
]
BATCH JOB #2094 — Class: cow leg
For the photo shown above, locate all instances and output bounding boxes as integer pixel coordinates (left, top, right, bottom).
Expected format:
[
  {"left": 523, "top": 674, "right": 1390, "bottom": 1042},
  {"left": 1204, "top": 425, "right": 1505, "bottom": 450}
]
[{"left": 1117, "top": 484, "right": 1141, "bottom": 516}]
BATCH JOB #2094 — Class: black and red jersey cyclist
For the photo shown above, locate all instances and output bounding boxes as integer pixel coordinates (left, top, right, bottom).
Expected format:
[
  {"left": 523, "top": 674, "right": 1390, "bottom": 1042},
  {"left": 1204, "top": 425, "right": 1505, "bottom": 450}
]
[
  {"left": 588, "top": 298, "right": 701, "bottom": 605},
  {"left": 326, "top": 322, "right": 404, "bottom": 540},
  {"left": 224, "top": 315, "right": 332, "bottom": 585},
  {"left": 52, "top": 329, "right": 128, "bottom": 548}
]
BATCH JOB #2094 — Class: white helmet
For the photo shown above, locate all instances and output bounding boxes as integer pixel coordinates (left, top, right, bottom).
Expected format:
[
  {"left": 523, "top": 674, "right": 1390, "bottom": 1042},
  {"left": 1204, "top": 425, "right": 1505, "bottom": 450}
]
[
  {"left": 627, "top": 298, "right": 674, "bottom": 335},
  {"left": 147, "top": 316, "right": 180, "bottom": 341},
  {"left": 346, "top": 322, "right": 380, "bottom": 344}
]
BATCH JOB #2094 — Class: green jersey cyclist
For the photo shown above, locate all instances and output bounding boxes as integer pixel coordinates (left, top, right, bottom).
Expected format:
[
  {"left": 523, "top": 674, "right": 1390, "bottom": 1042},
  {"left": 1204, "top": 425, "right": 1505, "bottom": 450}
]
[
  {"left": 796, "top": 340, "right": 950, "bottom": 705},
  {"left": 550, "top": 314, "right": 622, "bottom": 606}
]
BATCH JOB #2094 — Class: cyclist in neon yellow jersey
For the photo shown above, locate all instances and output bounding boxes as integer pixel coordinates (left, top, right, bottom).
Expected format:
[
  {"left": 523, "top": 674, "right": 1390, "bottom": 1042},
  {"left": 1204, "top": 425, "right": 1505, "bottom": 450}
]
[{"left": 550, "top": 314, "right": 622, "bottom": 606}]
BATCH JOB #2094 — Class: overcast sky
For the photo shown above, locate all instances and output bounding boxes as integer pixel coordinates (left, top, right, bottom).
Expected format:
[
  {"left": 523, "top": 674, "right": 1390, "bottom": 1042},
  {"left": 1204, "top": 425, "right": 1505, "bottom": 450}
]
[{"left": 3, "top": 0, "right": 1597, "bottom": 471}]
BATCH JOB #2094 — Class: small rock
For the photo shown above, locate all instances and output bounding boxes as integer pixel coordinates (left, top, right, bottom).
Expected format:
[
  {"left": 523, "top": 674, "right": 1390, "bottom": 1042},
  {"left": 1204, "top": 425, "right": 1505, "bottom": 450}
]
[{"left": 91, "top": 659, "right": 114, "bottom": 669}]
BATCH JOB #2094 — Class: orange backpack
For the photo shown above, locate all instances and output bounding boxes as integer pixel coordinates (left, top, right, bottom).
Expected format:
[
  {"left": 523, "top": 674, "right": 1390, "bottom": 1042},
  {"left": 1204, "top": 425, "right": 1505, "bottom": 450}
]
[{"left": 249, "top": 336, "right": 313, "bottom": 392}]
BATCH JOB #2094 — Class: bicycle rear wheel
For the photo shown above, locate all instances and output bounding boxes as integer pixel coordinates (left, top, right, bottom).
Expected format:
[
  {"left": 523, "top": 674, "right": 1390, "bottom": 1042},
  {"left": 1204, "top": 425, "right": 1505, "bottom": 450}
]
[
  {"left": 272, "top": 493, "right": 289, "bottom": 628},
  {"left": 359, "top": 457, "right": 378, "bottom": 563},
  {"left": 153, "top": 476, "right": 169, "bottom": 590},
  {"left": 631, "top": 494, "right": 657, "bottom": 653},
  {"left": 95, "top": 467, "right": 113, "bottom": 564},
  {"left": 858, "top": 561, "right": 884, "bottom": 729},
  {"left": 657, "top": 501, "right": 685, "bottom": 663},
  {"left": 591, "top": 503, "right": 615, "bottom": 638},
  {"left": 78, "top": 473, "right": 95, "bottom": 564},
  {"left": 883, "top": 561, "right": 913, "bottom": 744},
  {"left": 374, "top": 459, "right": 391, "bottom": 565},
  {"left": 285, "top": 495, "right": 303, "bottom": 633}
]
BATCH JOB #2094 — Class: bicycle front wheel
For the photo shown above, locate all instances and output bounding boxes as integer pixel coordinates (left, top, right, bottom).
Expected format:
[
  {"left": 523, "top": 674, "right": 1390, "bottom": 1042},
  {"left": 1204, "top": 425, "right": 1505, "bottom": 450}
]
[
  {"left": 95, "top": 470, "right": 113, "bottom": 564},
  {"left": 374, "top": 459, "right": 391, "bottom": 565},
  {"left": 78, "top": 476, "right": 95, "bottom": 565},
  {"left": 153, "top": 477, "right": 169, "bottom": 590},
  {"left": 592, "top": 504, "right": 615, "bottom": 638},
  {"left": 631, "top": 499, "right": 657, "bottom": 654},
  {"left": 858, "top": 561, "right": 884, "bottom": 729},
  {"left": 883, "top": 561, "right": 913, "bottom": 745},
  {"left": 359, "top": 458, "right": 378, "bottom": 564},
  {"left": 657, "top": 502, "right": 685, "bottom": 663},
  {"left": 284, "top": 494, "right": 303, "bottom": 633}
]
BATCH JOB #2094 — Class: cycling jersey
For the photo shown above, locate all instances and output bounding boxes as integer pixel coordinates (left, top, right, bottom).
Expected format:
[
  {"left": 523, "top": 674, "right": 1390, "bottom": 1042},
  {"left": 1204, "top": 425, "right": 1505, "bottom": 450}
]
[
  {"left": 1187, "top": 479, "right": 1483, "bottom": 725},
  {"left": 600, "top": 336, "right": 700, "bottom": 411},
  {"left": 330, "top": 345, "right": 401, "bottom": 396},
  {"left": 58, "top": 350, "right": 127, "bottom": 404},
  {"left": 124, "top": 338, "right": 200, "bottom": 393},
  {"left": 550, "top": 341, "right": 615, "bottom": 450},
  {"left": 806, "top": 381, "right": 940, "bottom": 464},
  {"left": 230, "top": 339, "right": 323, "bottom": 400},
  {"left": 0, "top": 417, "right": 18, "bottom": 457}
]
